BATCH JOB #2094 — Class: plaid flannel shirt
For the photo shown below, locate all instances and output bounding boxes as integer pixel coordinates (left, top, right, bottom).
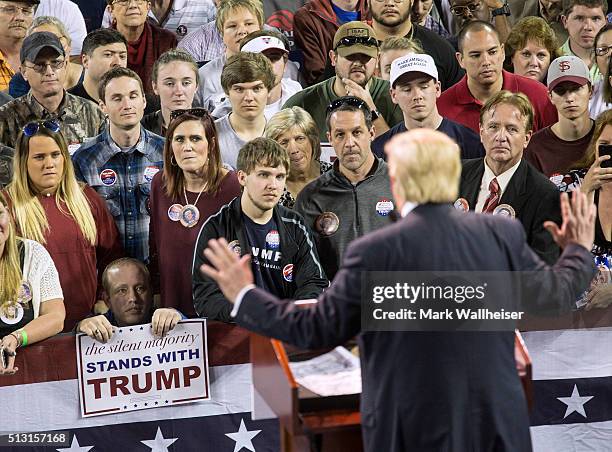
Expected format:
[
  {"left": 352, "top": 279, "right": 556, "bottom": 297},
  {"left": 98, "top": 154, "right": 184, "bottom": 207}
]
[{"left": 72, "top": 126, "right": 164, "bottom": 262}]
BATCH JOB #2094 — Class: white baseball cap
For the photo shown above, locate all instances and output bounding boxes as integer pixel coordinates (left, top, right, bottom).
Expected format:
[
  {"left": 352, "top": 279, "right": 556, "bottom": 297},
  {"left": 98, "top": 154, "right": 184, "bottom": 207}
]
[
  {"left": 241, "top": 36, "right": 288, "bottom": 54},
  {"left": 390, "top": 54, "right": 438, "bottom": 88}
]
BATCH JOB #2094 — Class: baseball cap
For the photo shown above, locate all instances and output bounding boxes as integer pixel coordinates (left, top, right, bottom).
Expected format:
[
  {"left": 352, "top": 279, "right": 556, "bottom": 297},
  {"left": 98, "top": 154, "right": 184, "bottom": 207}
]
[
  {"left": 241, "top": 36, "right": 288, "bottom": 54},
  {"left": 547, "top": 56, "right": 590, "bottom": 92},
  {"left": 20, "top": 31, "right": 65, "bottom": 64},
  {"left": 333, "top": 21, "right": 378, "bottom": 59},
  {"left": 390, "top": 54, "right": 439, "bottom": 88}
]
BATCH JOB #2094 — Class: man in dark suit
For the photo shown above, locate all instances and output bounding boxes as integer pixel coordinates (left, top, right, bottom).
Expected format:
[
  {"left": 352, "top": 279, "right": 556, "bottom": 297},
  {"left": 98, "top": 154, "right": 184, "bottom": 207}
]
[
  {"left": 459, "top": 90, "right": 562, "bottom": 264},
  {"left": 199, "top": 129, "right": 596, "bottom": 452}
]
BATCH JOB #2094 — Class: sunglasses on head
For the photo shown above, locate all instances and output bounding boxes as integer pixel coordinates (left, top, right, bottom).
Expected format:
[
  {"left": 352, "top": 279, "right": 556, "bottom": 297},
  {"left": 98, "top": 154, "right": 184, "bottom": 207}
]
[
  {"left": 335, "top": 36, "right": 379, "bottom": 50},
  {"left": 326, "top": 97, "right": 371, "bottom": 115},
  {"left": 22, "top": 120, "right": 61, "bottom": 137},
  {"left": 170, "top": 108, "right": 211, "bottom": 122}
]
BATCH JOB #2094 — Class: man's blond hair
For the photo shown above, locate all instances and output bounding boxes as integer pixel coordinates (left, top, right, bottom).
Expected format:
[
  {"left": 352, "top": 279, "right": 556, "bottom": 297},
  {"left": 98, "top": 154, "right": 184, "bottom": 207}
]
[{"left": 385, "top": 130, "right": 460, "bottom": 204}]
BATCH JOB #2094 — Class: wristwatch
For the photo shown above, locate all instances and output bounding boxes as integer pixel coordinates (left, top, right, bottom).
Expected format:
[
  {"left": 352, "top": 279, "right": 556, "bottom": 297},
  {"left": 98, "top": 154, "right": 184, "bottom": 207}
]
[
  {"left": 370, "top": 109, "right": 381, "bottom": 121},
  {"left": 491, "top": 3, "right": 511, "bottom": 16}
]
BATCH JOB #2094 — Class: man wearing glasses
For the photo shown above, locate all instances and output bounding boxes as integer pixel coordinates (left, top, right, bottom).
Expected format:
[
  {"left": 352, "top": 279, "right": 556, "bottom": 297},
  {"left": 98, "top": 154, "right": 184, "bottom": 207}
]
[
  {"left": 448, "top": 0, "right": 511, "bottom": 43},
  {"left": 0, "top": 0, "right": 38, "bottom": 91},
  {"left": 295, "top": 96, "right": 394, "bottom": 280},
  {"left": 284, "top": 21, "right": 403, "bottom": 142},
  {"left": 0, "top": 31, "right": 105, "bottom": 149}
]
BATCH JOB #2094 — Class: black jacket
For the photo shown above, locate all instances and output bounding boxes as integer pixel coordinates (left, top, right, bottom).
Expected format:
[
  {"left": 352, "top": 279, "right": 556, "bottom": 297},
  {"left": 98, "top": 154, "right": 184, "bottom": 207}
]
[
  {"left": 192, "top": 197, "right": 329, "bottom": 323},
  {"left": 234, "top": 204, "right": 596, "bottom": 452},
  {"left": 459, "top": 158, "right": 561, "bottom": 264}
]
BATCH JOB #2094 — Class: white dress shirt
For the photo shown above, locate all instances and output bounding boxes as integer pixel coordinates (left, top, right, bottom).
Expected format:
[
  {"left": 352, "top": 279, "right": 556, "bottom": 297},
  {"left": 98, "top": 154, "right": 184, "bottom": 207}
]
[{"left": 475, "top": 159, "right": 521, "bottom": 212}]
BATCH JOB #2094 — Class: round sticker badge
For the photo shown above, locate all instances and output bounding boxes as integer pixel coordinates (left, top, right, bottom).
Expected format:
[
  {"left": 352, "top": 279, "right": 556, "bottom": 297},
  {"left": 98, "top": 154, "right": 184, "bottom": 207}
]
[
  {"left": 283, "top": 264, "right": 294, "bottom": 282},
  {"left": 17, "top": 282, "right": 32, "bottom": 304},
  {"left": 227, "top": 240, "right": 241, "bottom": 255},
  {"left": 493, "top": 204, "right": 516, "bottom": 219},
  {"left": 315, "top": 212, "right": 340, "bottom": 236},
  {"left": 99, "top": 169, "right": 117, "bottom": 186},
  {"left": 143, "top": 166, "right": 160, "bottom": 183},
  {"left": 180, "top": 204, "right": 200, "bottom": 228},
  {"left": 266, "top": 230, "right": 280, "bottom": 249},
  {"left": 0, "top": 303, "right": 23, "bottom": 325},
  {"left": 167, "top": 204, "right": 183, "bottom": 222},
  {"left": 453, "top": 198, "right": 469, "bottom": 212},
  {"left": 376, "top": 198, "right": 394, "bottom": 216}
]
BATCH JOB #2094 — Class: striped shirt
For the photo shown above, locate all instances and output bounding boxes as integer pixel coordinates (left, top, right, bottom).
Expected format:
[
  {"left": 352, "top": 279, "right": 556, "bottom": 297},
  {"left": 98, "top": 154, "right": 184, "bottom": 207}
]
[
  {"left": 102, "top": 0, "right": 217, "bottom": 41},
  {"left": 72, "top": 126, "right": 165, "bottom": 262},
  {"left": 177, "top": 20, "right": 224, "bottom": 63}
]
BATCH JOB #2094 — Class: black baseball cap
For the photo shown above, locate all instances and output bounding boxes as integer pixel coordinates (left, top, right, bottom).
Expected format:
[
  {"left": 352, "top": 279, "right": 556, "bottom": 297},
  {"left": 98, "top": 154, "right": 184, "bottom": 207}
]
[{"left": 20, "top": 32, "right": 65, "bottom": 63}]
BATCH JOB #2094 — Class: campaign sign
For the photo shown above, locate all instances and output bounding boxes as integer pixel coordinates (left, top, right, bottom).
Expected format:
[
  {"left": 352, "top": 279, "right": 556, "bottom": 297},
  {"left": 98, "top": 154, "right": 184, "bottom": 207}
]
[{"left": 76, "top": 319, "right": 209, "bottom": 418}]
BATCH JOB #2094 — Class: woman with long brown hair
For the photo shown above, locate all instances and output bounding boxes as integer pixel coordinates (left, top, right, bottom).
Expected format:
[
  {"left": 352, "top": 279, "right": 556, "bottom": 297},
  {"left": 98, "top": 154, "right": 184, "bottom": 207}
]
[
  {"left": 4, "top": 121, "right": 122, "bottom": 332},
  {"left": 0, "top": 193, "right": 64, "bottom": 375},
  {"left": 148, "top": 109, "right": 241, "bottom": 316},
  {"left": 553, "top": 110, "right": 612, "bottom": 309}
]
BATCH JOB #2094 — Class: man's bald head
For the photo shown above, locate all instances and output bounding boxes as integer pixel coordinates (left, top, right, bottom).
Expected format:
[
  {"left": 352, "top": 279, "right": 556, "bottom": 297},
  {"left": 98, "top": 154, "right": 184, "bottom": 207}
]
[{"left": 385, "top": 130, "right": 461, "bottom": 206}]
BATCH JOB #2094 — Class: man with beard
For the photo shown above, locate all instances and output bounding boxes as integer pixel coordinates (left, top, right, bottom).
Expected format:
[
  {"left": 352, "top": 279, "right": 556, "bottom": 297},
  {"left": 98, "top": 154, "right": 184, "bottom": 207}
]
[
  {"left": 368, "top": 0, "right": 464, "bottom": 91},
  {"left": 438, "top": 21, "right": 557, "bottom": 133},
  {"left": 283, "top": 21, "right": 403, "bottom": 142},
  {"left": 0, "top": 0, "right": 38, "bottom": 91},
  {"left": 295, "top": 97, "right": 394, "bottom": 280}
]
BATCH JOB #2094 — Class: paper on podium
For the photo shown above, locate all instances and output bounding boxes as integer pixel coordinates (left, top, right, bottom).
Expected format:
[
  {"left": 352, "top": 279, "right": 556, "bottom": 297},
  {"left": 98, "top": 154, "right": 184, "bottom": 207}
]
[{"left": 289, "top": 347, "right": 361, "bottom": 397}]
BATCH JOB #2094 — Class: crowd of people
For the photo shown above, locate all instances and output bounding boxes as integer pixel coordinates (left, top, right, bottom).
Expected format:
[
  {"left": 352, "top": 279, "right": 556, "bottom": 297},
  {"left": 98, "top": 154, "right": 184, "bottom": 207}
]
[{"left": 0, "top": 0, "right": 610, "bottom": 380}]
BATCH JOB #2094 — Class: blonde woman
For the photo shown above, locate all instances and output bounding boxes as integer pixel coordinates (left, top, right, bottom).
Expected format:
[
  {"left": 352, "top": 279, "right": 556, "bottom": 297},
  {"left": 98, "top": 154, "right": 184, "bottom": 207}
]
[
  {"left": 0, "top": 193, "right": 64, "bottom": 376},
  {"left": 264, "top": 107, "right": 331, "bottom": 209},
  {"left": 4, "top": 121, "right": 122, "bottom": 332},
  {"left": 9, "top": 16, "right": 83, "bottom": 97}
]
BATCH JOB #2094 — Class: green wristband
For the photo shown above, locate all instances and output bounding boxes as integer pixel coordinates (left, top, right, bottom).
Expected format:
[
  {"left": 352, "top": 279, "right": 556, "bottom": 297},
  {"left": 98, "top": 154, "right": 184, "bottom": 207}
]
[{"left": 19, "top": 329, "right": 28, "bottom": 347}]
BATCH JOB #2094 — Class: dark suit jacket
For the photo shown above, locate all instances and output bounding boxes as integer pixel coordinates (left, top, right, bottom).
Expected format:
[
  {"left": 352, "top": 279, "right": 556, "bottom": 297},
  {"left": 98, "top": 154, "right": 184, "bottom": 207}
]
[
  {"left": 459, "top": 158, "right": 561, "bottom": 264},
  {"left": 234, "top": 204, "right": 595, "bottom": 452}
]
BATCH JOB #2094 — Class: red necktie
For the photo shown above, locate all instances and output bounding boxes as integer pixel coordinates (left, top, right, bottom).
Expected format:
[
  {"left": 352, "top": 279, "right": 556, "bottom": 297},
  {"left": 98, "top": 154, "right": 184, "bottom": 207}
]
[{"left": 482, "top": 178, "right": 500, "bottom": 213}]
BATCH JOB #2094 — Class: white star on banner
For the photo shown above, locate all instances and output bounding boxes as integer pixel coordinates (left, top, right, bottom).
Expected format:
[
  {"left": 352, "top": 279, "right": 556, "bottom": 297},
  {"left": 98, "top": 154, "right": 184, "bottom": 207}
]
[
  {"left": 557, "top": 384, "right": 594, "bottom": 418},
  {"left": 225, "top": 419, "right": 262, "bottom": 452},
  {"left": 141, "top": 427, "right": 178, "bottom": 452},
  {"left": 56, "top": 435, "right": 93, "bottom": 452}
]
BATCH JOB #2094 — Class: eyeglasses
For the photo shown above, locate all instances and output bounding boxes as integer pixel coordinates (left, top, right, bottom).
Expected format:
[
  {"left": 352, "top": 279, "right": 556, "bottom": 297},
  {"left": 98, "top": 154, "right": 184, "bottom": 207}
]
[
  {"left": 170, "top": 108, "right": 211, "bottom": 121},
  {"left": 24, "top": 60, "right": 65, "bottom": 74},
  {"left": 335, "top": 36, "right": 379, "bottom": 50},
  {"left": 372, "top": 0, "right": 405, "bottom": 3},
  {"left": 112, "top": 0, "right": 147, "bottom": 6},
  {"left": 22, "top": 120, "right": 61, "bottom": 137},
  {"left": 450, "top": 3, "right": 480, "bottom": 15},
  {"left": 326, "top": 96, "right": 371, "bottom": 115},
  {"left": 594, "top": 45, "right": 612, "bottom": 57},
  {"left": 0, "top": 5, "right": 35, "bottom": 16}
]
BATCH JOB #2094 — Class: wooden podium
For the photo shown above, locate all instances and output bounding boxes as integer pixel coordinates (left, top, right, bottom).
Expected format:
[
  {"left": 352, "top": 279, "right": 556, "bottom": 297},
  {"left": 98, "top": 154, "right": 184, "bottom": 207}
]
[
  {"left": 251, "top": 333, "right": 362, "bottom": 452},
  {"left": 251, "top": 330, "right": 532, "bottom": 452}
]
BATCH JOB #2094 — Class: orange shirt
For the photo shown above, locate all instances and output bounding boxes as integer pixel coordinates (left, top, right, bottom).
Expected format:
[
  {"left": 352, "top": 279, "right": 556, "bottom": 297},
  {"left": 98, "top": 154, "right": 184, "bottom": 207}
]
[{"left": 0, "top": 49, "right": 15, "bottom": 92}]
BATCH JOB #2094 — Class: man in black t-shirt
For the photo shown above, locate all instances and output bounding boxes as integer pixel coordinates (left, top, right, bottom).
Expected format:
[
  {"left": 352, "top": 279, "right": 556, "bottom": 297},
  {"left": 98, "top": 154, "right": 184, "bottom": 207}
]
[
  {"left": 373, "top": 54, "right": 484, "bottom": 159},
  {"left": 369, "top": 0, "right": 464, "bottom": 90},
  {"left": 192, "top": 138, "right": 328, "bottom": 323}
]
